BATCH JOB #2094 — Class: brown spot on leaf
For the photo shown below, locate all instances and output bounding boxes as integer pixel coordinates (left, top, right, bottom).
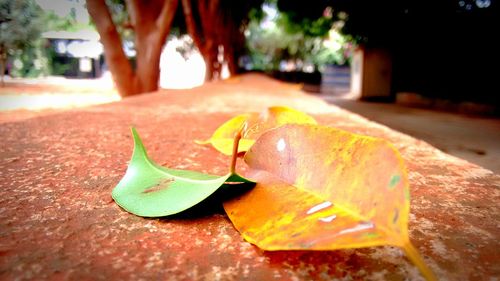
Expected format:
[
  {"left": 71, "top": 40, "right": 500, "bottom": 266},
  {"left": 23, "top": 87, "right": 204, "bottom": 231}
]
[{"left": 142, "top": 178, "right": 175, "bottom": 194}]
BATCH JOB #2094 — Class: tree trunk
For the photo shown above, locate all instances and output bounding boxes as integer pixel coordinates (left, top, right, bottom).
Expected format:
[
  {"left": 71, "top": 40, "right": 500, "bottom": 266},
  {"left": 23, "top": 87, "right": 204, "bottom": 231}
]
[
  {"left": 203, "top": 39, "right": 220, "bottom": 81},
  {"left": 87, "top": 0, "right": 136, "bottom": 97},
  {"left": 0, "top": 46, "right": 7, "bottom": 87},
  {"left": 134, "top": 26, "right": 163, "bottom": 93},
  {"left": 223, "top": 24, "right": 243, "bottom": 76},
  {"left": 135, "top": 51, "right": 161, "bottom": 93},
  {"left": 182, "top": 0, "right": 225, "bottom": 81},
  {"left": 181, "top": 0, "right": 261, "bottom": 82},
  {"left": 204, "top": 51, "right": 215, "bottom": 81},
  {"left": 87, "top": 0, "right": 178, "bottom": 97},
  {"left": 129, "top": 0, "right": 178, "bottom": 92},
  {"left": 223, "top": 43, "right": 235, "bottom": 76},
  {"left": 0, "top": 57, "right": 6, "bottom": 87}
]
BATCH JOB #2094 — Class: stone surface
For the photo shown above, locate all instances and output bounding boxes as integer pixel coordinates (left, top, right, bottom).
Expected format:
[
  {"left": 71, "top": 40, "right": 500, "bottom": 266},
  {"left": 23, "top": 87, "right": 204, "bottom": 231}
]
[{"left": 0, "top": 74, "right": 499, "bottom": 280}]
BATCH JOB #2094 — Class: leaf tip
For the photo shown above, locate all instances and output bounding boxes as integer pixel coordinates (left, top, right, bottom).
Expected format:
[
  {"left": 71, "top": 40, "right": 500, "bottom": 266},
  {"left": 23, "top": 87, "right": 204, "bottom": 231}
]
[
  {"left": 402, "top": 241, "right": 438, "bottom": 281},
  {"left": 130, "top": 126, "right": 138, "bottom": 135},
  {"left": 129, "top": 127, "right": 144, "bottom": 146}
]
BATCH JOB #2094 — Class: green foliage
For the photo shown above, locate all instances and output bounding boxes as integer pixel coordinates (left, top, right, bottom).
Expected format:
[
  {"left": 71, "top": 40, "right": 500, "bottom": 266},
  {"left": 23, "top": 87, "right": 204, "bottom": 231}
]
[
  {"left": 245, "top": 19, "right": 292, "bottom": 71},
  {"left": 245, "top": 2, "right": 353, "bottom": 72},
  {"left": 278, "top": 9, "right": 332, "bottom": 38},
  {"left": 313, "top": 33, "right": 353, "bottom": 67},
  {"left": 0, "top": 0, "right": 96, "bottom": 78},
  {"left": 0, "top": 0, "right": 46, "bottom": 79},
  {"left": 9, "top": 40, "right": 51, "bottom": 78},
  {"left": 0, "top": 0, "right": 43, "bottom": 54},
  {"left": 43, "top": 9, "right": 94, "bottom": 33},
  {"left": 1, "top": 0, "right": 101, "bottom": 78},
  {"left": 47, "top": 46, "right": 72, "bottom": 76},
  {"left": 112, "top": 128, "right": 253, "bottom": 217}
]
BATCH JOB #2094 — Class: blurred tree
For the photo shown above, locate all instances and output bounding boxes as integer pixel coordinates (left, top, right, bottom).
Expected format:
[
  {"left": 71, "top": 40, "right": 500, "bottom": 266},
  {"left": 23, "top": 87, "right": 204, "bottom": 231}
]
[
  {"left": 87, "top": 0, "right": 178, "bottom": 97},
  {"left": 279, "top": 0, "right": 498, "bottom": 104},
  {"left": 0, "top": 0, "right": 44, "bottom": 85},
  {"left": 277, "top": 0, "right": 333, "bottom": 38},
  {"left": 276, "top": 0, "right": 456, "bottom": 47},
  {"left": 246, "top": 0, "right": 351, "bottom": 73},
  {"left": 181, "top": 0, "right": 264, "bottom": 80}
]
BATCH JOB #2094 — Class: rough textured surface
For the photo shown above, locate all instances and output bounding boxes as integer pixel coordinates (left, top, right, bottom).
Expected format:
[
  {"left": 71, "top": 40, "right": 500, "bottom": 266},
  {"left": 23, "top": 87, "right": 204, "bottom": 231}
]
[{"left": 0, "top": 74, "right": 499, "bottom": 280}]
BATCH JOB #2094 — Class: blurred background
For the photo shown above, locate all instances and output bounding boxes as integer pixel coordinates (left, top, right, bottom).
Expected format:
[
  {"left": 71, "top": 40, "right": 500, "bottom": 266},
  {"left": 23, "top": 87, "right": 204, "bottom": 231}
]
[
  {"left": 1, "top": 0, "right": 497, "bottom": 106},
  {"left": 0, "top": 0, "right": 499, "bottom": 172}
]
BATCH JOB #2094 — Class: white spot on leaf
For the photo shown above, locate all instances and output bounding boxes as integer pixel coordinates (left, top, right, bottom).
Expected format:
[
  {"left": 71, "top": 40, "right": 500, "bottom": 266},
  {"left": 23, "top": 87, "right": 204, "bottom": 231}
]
[
  {"left": 306, "top": 201, "right": 333, "bottom": 215},
  {"left": 277, "top": 138, "right": 286, "bottom": 152},
  {"left": 318, "top": 214, "right": 337, "bottom": 222}
]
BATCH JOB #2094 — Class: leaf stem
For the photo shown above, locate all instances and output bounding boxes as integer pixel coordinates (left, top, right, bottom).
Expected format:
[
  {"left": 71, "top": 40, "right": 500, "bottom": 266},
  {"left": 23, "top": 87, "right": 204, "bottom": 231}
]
[
  {"left": 402, "top": 241, "right": 437, "bottom": 281},
  {"left": 230, "top": 129, "right": 243, "bottom": 174}
]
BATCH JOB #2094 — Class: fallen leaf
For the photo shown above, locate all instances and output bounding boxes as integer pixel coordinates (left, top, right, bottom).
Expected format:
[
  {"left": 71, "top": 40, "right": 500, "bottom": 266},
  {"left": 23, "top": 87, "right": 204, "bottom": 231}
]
[
  {"left": 224, "top": 124, "right": 436, "bottom": 280},
  {"left": 112, "top": 128, "right": 251, "bottom": 217},
  {"left": 195, "top": 113, "right": 255, "bottom": 155},
  {"left": 196, "top": 106, "right": 317, "bottom": 155}
]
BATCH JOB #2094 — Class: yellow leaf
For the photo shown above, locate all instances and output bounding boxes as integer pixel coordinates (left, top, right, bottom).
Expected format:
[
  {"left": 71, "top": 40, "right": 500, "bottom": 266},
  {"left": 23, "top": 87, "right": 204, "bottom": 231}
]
[
  {"left": 224, "top": 124, "right": 436, "bottom": 280},
  {"left": 196, "top": 106, "right": 317, "bottom": 155}
]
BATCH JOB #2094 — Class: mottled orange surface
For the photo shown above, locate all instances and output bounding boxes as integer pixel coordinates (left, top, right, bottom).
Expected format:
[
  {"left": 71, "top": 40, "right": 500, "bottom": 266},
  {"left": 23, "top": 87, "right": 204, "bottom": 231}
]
[
  {"left": 0, "top": 74, "right": 498, "bottom": 280},
  {"left": 226, "top": 124, "right": 410, "bottom": 249}
]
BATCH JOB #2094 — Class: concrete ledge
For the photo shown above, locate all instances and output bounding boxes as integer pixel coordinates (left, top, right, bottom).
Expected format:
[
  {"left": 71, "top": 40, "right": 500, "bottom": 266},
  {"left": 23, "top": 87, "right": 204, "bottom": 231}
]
[{"left": 0, "top": 74, "right": 498, "bottom": 280}]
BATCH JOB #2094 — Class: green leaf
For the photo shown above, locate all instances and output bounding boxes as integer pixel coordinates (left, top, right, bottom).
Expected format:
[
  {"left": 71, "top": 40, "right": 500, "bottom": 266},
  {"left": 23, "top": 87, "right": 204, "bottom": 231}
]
[{"left": 112, "top": 128, "right": 252, "bottom": 217}]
